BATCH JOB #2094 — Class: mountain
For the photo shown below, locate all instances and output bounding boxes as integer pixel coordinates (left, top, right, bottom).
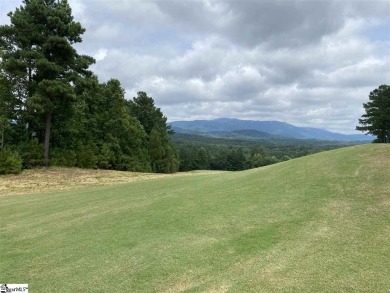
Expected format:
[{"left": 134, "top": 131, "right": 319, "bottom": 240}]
[
  {"left": 198, "top": 129, "right": 285, "bottom": 140},
  {"left": 170, "top": 118, "right": 373, "bottom": 141}
]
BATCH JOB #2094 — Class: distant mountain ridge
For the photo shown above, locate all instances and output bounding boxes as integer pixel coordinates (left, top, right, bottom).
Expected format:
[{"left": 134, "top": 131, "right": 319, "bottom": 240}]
[{"left": 170, "top": 118, "right": 373, "bottom": 141}]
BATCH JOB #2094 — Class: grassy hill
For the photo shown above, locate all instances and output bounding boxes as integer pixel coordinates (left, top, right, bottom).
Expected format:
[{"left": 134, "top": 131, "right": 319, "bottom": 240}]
[{"left": 1, "top": 144, "right": 389, "bottom": 292}]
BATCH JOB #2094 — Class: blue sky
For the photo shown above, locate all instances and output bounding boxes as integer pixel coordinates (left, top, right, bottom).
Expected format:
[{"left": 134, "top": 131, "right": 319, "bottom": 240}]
[{"left": 1, "top": 0, "right": 389, "bottom": 133}]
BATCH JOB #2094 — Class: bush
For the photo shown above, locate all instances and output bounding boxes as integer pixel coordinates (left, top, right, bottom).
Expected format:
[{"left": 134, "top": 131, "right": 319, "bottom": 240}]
[
  {"left": 0, "top": 148, "right": 22, "bottom": 174},
  {"left": 76, "top": 145, "right": 97, "bottom": 169},
  {"left": 97, "top": 143, "right": 115, "bottom": 169},
  {"left": 18, "top": 139, "right": 44, "bottom": 168},
  {"left": 51, "top": 148, "right": 77, "bottom": 167}
]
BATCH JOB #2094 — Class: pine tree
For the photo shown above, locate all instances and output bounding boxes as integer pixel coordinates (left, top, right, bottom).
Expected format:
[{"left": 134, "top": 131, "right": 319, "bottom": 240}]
[
  {"left": 128, "top": 92, "right": 179, "bottom": 173},
  {"left": 356, "top": 85, "right": 390, "bottom": 143},
  {"left": 0, "top": 76, "right": 15, "bottom": 149},
  {"left": 0, "top": 0, "right": 95, "bottom": 165},
  {"left": 69, "top": 78, "right": 151, "bottom": 171}
]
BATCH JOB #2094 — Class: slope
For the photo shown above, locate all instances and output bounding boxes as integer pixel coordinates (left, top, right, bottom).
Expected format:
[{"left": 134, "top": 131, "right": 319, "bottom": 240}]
[{"left": 1, "top": 144, "right": 389, "bottom": 292}]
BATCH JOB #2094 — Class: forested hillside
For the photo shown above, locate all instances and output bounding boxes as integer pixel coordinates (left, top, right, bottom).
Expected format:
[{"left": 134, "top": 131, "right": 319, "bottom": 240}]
[
  {"left": 0, "top": 1, "right": 178, "bottom": 174},
  {"left": 173, "top": 132, "right": 361, "bottom": 171}
]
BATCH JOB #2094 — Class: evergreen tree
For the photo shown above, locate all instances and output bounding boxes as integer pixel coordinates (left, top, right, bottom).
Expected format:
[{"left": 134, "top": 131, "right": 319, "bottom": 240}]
[
  {"left": 69, "top": 78, "right": 151, "bottom": 171},
  {"left": 195, "top": 147, "right": 210, "bottom": 170},
  {"left": 0, "top": 0, "right": 95, "bottom": 165},
  {"left": 356, "top": 85, "right": 390, "bottom": 143},
  {"left": 1, "top": 1, "right": 178, "bottom": 173},
  {"left": 128, "top": 92, "right": 179, "bottom": 173},
  {"left": 148, "top": 126, "right": 179, "bottom": 173},
  {"left": 0, "top": 76, "right": 15, "bottom": 149},
  {"left": 226, "top": 148, "right": 247, "bottom": 171},
  {"left": 0, "top": 148, "right": 22, "bottom": 174},
  {"left": 128, "top": 91, "right": 174, "bottom": 135},
  {"left": 149, "top": 127, "right": 165, "bottom": 172},
  {"left": 177, "top": 146, "right": 210, "bottom": 171}
]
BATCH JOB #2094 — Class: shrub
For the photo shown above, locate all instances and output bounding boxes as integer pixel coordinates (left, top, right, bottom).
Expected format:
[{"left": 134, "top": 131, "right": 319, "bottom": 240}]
[
  {"left": 97, "top": 143, "right": 115, "bottom": 169},
  {"left": 76, "top": 145, "right": 97, "bottom": 169},
  {"left": 51, "top": 148, "right": 77, "bottom": 167},
  {"left": 0, "top": 148, "right": 22, "bottom": 174},
  {"left": 18, "top": 139, "right": 44, "bottom": 168}
]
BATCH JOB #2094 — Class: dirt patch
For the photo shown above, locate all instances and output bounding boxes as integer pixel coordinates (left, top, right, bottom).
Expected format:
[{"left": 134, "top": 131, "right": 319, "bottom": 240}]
[{"left": 0, "top": 167, "right": 211, "bottom": 196}]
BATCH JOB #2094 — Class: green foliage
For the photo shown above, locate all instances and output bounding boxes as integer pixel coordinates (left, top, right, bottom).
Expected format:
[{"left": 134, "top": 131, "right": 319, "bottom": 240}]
[
  {"left": 0, "top": 2, "right": 176, "bottom": 174},
  {"left": 18, "top": 139, "right": 44, "bottom": 168},
  {"left": 117, "top": 153, "right": 151, "bottom": 172},
  {"left": 0, "top": 76, "right": 17, "bottom": 149},
  {"left": 76, "top": 144, "right": 97, "bottom": 169},
  {"left": 148, "top": 126, "right": 179, "bottom": 173},
  {"left": 179, "top": 146, "right": 210, "bottom": 171},
  {"left": 97, "top": 143, "right": 115, "bottom": 169},
  {"left": 74, "top": 79, "right": 152, "bottom": 172},
  {"left": 129, "top": 92, "right": 179, "bottom": 173},
  {"left": 149, "top": 127, "right": 165, "bottom": 172},
  {"left": 357, "top": 85, "right": 390, "bottom": 143},
  {"left": 208, "top": 148, "right": 249, "bottom": 171},
  {"left": 225, "top": 148, "right": 248, "bottom": 171},
  {"left": 0, "top": 0, "right": 95, "bottom": 163},
  {"left": 0, "top": 148, "right": 22, "bottom": 174},
  {"left": 128, "top": 91, "right": 169, "bottom": 135},
  {"left": 162, "top": 143, "right": 180, "bottom": 173},
  {"left": 174, "top": 133, "right": 359, "bottom": 171},
  {"left": 51, "top": 148, "right": 77, "bottom": 167}
]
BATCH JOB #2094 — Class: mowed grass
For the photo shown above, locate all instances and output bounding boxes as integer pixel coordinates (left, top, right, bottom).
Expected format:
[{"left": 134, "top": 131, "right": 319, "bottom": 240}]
[{"left": 1, "top": 144, "right": 389, "bottom": 292}]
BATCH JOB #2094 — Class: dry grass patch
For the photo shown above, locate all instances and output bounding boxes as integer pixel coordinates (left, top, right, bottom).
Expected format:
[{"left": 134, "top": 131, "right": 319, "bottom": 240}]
[{"left": 0, "top": 167, "right": 214, "bottom": 196}]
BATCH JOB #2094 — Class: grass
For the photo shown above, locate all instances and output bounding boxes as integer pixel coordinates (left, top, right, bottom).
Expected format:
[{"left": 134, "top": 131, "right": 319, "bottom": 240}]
[
  {"left": 0, "top": 167, "right": 218, "bottom": 196},
  {"left": 1, "top": 144, "right": 389, "bottom": 292}
]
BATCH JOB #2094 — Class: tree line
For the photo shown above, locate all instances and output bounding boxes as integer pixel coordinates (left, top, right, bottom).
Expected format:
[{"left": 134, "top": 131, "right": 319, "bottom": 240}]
[
  {"left": 1, "top": 1, "right": 387, "bottom": 175},
  {"left": 177, "top": 146, "right": 280, "bottom": 171},
  {"left": 172, "top": 133, "right": 358, "bottom": 171},
  {"left": 0, "top": 0, "right": 178, "bottom": 174}
]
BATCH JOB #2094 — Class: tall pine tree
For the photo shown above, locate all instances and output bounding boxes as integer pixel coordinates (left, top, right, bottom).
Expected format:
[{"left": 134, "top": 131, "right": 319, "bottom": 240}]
[
  {"left": 128, "top": 92, "right": 179, "bottom": 173},
  {"left": 0, "top": 0, "right": 95, "bottom": 165},
  {"left": 356, "top": 85, "right": 390, "bottom": 143}
]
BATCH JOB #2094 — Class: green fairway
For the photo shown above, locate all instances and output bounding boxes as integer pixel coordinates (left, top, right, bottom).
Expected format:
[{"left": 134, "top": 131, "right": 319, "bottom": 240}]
[{"left": 1, "top": 144, "right": 389, "bottom": 292}]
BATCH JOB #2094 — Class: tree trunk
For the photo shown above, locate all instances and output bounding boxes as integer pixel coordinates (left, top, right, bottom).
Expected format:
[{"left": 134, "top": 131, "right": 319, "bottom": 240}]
[{"left": 44, "top": 111, "right": 52, "bottom": 167}]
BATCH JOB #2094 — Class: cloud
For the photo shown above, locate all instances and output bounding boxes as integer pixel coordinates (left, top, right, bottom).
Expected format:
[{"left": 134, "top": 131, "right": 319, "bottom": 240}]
[
  {"left": 93, "top": 48, "right": 108, "bottom": 62},
  {"left": 1, "top": 0, "right": 389, "bottom": 134},
  {"left": 220, "top": 0, "right": 345, "bottom": 48}
]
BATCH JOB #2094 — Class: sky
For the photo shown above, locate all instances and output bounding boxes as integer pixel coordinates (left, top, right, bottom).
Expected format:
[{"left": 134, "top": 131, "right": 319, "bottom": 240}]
[{"left": 1, "top": 0, "right": 389, "bottom": 134}]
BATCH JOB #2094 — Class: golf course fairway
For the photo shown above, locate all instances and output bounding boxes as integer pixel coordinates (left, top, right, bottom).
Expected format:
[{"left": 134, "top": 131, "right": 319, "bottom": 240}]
[{"left": 1, "top": 144, "right": 389, "bottom": 292}]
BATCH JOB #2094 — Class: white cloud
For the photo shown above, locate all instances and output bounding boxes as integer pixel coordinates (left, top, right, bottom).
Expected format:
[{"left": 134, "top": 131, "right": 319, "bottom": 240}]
[
  {"left": 93, "top": 48, "right": 108, "bottom": 62},
  {"left": 1, "top": 0, "right": 389, "bottom": 134}
]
